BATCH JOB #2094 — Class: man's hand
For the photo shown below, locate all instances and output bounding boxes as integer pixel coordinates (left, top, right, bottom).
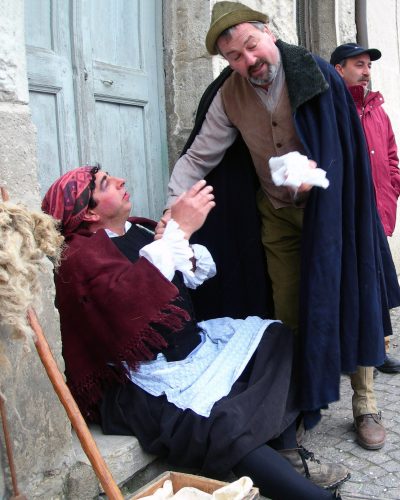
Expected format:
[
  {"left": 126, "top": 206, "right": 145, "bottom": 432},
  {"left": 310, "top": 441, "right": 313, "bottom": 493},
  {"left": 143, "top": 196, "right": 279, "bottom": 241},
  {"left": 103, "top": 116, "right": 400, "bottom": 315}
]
[
  {"left": 170, "top": 180, "right": 215, "bottom": 239},
  {"left": 154, "top": 211, "right": 171, "bottom": 240},
  {"left": 293, "top": 160, "right": 317, "bottom": 194}
]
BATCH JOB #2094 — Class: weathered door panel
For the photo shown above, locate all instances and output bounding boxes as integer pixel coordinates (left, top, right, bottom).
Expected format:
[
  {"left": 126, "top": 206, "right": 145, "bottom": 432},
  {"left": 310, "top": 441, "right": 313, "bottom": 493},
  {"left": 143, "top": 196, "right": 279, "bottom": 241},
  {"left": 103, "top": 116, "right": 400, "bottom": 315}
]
[
  {"left": 25, "top": 0, "right": 167, "bottom": 219},
  {"left": 25, "top": 0, "right": 79, "bottom": 193},
  {"left": 81, "top": 0, "right": 165, "bottom": 217},
  {"left": 95, "top": 102, "right": 150, "bottom": 215}
]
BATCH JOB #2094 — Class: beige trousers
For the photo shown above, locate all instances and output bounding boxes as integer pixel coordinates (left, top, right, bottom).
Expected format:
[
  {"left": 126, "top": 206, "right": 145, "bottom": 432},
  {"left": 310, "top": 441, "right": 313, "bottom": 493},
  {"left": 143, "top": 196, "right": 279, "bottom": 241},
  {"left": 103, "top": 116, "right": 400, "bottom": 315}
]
[{"left": 350, "top": 366, "right": 377, "bottom": 417}]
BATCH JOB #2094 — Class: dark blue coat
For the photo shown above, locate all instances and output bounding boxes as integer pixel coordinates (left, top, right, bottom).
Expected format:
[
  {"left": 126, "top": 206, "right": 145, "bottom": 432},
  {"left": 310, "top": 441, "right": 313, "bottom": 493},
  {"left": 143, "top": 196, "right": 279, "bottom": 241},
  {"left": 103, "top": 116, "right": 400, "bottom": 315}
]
[{"left": 188, "top": 41, "right": 400, "bottom": 417}]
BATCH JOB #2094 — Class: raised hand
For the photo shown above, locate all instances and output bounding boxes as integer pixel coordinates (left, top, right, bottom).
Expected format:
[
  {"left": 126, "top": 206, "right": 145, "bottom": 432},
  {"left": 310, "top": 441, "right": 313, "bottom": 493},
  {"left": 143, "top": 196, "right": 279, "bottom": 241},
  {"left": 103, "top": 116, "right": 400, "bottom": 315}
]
[{"left": 170, "top": 180, "right": 215, "bottom": 239}]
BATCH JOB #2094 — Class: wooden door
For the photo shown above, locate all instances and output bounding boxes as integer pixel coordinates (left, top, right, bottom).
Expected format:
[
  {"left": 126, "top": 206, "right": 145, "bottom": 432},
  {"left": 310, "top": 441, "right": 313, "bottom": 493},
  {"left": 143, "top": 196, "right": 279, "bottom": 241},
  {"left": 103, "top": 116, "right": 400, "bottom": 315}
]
[
  {"left": 25, "top": 0, "right": 168, "bottom": 219},
  {"left": 25, "top": 0, "right": 80, "bottom": 191}
]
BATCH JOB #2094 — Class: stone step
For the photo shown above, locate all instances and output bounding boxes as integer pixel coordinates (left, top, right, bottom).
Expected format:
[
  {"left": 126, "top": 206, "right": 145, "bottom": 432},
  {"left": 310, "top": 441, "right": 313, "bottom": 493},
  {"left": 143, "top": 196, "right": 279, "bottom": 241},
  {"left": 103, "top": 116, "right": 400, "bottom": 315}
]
[
  {"left": 69, "top": 427, "right": 268, "bottom": 499},
  {"left": 69, "top": 425, "right": 157, "bottom": 498}
]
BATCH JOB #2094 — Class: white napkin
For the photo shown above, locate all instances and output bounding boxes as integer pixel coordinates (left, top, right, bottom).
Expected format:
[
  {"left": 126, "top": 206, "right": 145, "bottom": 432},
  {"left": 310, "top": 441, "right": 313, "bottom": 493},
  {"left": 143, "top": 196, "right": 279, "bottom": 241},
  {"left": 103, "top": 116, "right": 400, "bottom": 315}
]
[
  {"left": 139, "top": 476, "right": 253, "bottom": 499},
  {"left": 269, "top": 151, "right": 329, "bottom": 189}
]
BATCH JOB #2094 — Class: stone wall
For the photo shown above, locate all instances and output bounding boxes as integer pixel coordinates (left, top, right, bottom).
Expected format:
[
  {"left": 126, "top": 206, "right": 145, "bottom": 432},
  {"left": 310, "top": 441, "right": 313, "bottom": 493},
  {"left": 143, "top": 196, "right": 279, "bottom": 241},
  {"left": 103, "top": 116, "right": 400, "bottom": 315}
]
[
  {"left": 335, "top": 0, "right": 357, "bottom": 43},
  {"left": 163, "top": 1, "right": 214, "bottom": 167},
  {"left": 0, "top": 1, "right": 73, "bottom": 497},
  {"left": 163, "top": 0, "right": 298, "bottom": 168}
]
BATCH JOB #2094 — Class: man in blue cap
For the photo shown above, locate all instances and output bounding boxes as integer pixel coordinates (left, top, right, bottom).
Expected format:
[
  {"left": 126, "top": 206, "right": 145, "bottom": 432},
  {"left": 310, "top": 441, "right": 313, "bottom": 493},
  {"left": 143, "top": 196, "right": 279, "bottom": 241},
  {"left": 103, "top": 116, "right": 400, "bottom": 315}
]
[
  {"left": 331, "top": 44, "right": 400, "bottom": 250},
  {"left": 332, "top": 42, "right": 400, "bottom": 447}
]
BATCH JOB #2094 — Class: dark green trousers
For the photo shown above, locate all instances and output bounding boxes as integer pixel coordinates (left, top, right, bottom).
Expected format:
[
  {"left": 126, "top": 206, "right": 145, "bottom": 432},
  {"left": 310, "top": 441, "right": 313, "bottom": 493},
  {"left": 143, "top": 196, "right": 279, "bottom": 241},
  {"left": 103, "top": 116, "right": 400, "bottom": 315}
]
[{"left": 256, "top": 190, "right": 303, "bottom": 332}]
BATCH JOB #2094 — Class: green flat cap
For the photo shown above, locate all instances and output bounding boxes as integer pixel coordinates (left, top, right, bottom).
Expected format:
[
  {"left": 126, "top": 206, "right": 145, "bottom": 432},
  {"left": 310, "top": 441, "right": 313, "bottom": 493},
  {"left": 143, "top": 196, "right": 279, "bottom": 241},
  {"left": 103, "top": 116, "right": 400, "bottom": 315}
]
[{"left": 205, "top": 1, "right": 268, "bottom": 55}]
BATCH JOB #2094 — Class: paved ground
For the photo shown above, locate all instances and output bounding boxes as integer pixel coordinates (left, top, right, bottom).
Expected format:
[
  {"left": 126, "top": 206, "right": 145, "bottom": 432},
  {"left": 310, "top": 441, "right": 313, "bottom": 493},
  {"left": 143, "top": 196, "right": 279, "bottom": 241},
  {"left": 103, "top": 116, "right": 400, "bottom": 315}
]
[{"left": 302, "top": 308, "right": 400, "bottom": 500}]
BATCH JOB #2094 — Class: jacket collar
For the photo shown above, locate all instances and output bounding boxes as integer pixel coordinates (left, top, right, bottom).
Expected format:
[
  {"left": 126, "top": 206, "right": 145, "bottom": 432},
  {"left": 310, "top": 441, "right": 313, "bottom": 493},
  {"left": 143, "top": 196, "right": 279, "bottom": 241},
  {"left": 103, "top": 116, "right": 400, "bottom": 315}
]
[
  {"left": 276, "top": 40, "right": 329, "bottom": 112},
  {"left": 348, "top": 84, "right": 383, "bottom": 108}
]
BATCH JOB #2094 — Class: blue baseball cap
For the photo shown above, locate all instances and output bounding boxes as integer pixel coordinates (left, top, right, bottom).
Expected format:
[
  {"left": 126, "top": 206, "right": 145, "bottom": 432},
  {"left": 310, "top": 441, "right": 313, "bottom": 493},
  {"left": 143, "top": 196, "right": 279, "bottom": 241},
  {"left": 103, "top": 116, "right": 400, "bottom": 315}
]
[{"left": 330, "top": 43, "right": 381, "bottom": 66}]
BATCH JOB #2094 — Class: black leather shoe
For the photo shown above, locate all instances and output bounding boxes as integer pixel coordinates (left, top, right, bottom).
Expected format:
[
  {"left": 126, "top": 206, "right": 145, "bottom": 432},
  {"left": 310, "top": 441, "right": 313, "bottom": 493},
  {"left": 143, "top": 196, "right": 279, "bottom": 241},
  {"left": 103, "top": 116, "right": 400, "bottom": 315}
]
[{"left": 376, "top": 354, "right": 400, "bottom": 374}]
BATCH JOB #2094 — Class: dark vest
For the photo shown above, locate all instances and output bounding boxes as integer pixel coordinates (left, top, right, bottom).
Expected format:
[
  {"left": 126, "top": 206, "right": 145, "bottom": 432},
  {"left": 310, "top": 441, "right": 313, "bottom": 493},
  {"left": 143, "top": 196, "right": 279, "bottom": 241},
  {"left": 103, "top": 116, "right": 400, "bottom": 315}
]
[{"left": 112, "top": 223, "right": 201, "bottom": 361}]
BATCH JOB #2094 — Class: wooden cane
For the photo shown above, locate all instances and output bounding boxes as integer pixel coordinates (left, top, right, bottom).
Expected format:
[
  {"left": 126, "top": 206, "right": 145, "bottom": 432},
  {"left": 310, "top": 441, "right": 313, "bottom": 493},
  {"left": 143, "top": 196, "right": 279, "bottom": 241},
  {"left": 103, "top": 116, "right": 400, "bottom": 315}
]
[
  {"left": 0, "top": 394, "right": 27, "bottom": 499},
  {"left": 0, "top": 186, "right": 9, "bottom": 202},
  {"left": 27, "top": 308, "right": 124, "bottom": 500}
]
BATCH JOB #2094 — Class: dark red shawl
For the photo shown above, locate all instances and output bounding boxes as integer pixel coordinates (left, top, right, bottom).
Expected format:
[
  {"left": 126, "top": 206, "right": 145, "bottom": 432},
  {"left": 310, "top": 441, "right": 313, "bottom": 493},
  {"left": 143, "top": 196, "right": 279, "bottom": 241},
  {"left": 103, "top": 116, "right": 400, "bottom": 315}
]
[{"left": 55, "top": 217, "right": 189, "bottom": 419}]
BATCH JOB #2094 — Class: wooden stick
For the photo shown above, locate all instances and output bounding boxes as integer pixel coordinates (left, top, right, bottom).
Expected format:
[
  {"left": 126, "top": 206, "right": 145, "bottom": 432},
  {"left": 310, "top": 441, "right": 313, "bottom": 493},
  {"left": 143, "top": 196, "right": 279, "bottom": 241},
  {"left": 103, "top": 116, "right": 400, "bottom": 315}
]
[
  {"left": 1, "top": 186, "right": 10, "bottom": 202},
  {"left": 0, "top": 394, "right": 27, "bottom": 499},
  {"left": 27, "top": 308, "right": 124, "bottom": 500}
]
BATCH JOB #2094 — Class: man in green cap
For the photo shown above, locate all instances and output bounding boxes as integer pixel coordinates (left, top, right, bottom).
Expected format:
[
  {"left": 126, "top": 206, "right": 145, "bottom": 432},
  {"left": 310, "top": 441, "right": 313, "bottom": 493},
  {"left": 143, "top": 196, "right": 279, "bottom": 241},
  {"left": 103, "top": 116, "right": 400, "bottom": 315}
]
[{"left": 162, "top": 0, "right": 400, "bottom": 481}]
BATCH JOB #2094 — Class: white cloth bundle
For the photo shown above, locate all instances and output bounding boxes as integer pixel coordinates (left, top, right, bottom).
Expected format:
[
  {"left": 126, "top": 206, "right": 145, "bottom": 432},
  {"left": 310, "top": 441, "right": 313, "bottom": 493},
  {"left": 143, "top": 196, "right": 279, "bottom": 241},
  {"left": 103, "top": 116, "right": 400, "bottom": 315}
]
[
  {"left": 139, "top": 476, "right": 254, "bottom": 499},
  {"left": 269, "top": 151, "right": 329, "bottom": 189}
]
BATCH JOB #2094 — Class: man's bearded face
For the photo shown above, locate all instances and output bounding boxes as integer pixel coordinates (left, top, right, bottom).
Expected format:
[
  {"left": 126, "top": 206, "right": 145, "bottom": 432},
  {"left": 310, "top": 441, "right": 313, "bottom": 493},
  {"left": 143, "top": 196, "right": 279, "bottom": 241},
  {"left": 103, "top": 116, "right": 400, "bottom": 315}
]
[{"left": 218, "top": 23, "right": 280, "bottom": 88}]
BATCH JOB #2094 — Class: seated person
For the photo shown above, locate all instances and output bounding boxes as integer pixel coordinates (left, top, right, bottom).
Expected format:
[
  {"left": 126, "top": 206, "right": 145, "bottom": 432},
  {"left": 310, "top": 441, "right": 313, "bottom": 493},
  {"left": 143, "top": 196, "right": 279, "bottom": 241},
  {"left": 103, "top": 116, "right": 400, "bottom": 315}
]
[{"left": 42, "top": 165, "right": 349, "bottom": 500}]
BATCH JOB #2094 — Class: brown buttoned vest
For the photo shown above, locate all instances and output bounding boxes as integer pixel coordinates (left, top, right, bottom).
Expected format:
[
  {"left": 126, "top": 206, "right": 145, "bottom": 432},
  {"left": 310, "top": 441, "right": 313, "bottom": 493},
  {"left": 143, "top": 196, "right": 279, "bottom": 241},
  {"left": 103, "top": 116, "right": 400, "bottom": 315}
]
[{"left": 220, "top": 72, "right": 305, "bottom": 208}]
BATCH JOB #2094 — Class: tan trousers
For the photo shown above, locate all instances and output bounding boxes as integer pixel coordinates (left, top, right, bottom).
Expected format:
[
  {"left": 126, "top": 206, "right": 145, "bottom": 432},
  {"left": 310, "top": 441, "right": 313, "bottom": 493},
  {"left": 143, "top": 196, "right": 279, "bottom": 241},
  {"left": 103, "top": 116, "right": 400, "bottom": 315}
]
[
  {"left": 256, "top": 190, "right": 378, "bottom": 417},
  {"left": 350, "top": 366, "right": 377, "bottom": 417}
]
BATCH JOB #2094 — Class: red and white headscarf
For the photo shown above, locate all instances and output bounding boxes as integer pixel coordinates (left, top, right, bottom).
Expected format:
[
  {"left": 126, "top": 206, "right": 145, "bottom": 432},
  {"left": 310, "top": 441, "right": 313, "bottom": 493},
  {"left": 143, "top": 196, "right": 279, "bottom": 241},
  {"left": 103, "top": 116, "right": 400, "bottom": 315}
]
[{"left": 42, "top": 166, "right": 96, "bottom": 235}]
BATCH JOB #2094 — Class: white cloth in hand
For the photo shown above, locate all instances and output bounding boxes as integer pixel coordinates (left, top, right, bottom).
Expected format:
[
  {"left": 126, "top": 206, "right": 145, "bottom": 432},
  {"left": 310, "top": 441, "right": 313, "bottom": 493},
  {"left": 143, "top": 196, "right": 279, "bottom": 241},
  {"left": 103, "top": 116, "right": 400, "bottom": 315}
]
[
  {"left": 139, "top": 220, "right": 216, "bottom": 286},
  {"left": 139, "top": 219, "right": 193, "bottom": 281},
  {"left": 269, "top": 151, "right": 329, "bottom": 189}
]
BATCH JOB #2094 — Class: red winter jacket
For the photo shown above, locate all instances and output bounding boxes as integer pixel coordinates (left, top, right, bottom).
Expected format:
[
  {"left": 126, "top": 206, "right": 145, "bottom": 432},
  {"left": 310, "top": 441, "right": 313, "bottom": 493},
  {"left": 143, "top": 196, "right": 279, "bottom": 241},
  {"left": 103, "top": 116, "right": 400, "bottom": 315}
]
[{"left": 349, "top": 85, "right": 400, "bottom": 236}]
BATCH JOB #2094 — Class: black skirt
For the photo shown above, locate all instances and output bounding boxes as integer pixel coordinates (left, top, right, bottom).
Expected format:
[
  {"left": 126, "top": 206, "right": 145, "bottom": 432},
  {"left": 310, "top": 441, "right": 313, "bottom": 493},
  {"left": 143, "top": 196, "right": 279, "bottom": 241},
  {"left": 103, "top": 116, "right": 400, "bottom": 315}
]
[{"left": 100, "top": 322, "right": 299, "bottom": 477}]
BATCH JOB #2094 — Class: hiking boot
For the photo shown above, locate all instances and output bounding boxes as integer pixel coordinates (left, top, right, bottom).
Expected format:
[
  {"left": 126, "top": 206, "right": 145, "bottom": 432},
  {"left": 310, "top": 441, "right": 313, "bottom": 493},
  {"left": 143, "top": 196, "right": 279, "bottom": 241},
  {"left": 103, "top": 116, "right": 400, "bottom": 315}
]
[
  {"left": 354, "top": 412, "right": 386, "bottom": 450},
  {"left": 376, "top": 354, "right": 400, "bottom": 374},
  {"left": 278, "top": 446, "right": 350, "bottom": 489}
]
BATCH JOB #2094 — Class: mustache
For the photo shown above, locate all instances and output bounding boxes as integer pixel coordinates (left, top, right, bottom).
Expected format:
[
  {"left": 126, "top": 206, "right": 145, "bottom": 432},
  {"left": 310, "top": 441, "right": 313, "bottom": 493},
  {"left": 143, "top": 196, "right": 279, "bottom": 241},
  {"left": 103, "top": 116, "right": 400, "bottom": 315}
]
[
  {"left": 248, "top": 58, "right": 269, "bottom": 75},
  {"left": 358, "top": 77, "right": 369, "bottom": 82}
]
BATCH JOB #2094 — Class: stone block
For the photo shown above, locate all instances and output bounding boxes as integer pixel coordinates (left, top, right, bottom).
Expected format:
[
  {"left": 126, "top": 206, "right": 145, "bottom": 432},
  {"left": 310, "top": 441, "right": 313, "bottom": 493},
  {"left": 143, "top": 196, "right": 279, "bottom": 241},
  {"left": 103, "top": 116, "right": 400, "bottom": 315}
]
[
  {"left": 0, "top": 0, "right": 29, "bottom": 103},
  {"left": 72, "top": 426, "right": 156, "bottom": 491}
]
